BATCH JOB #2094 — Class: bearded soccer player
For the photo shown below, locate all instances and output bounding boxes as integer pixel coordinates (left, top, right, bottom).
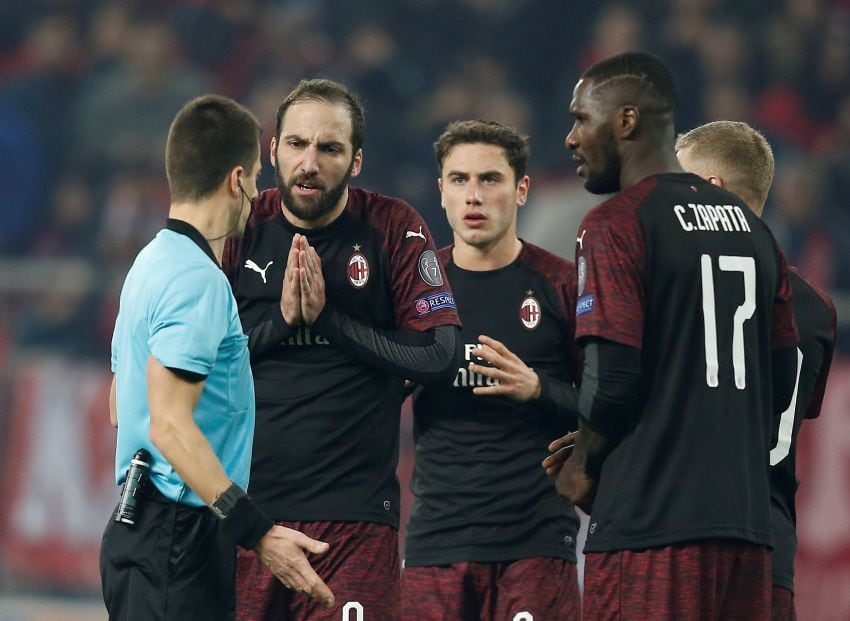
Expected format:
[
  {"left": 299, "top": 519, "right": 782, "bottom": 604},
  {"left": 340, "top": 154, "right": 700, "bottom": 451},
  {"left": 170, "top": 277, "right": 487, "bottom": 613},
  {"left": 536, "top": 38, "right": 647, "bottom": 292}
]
[
  {"left": 223, "top": 79, "right": 461, "bottom": 621},
  {"left": 546, "top": 52, "right": 799, "bottom": 619},
  {"left": 401, "top": 120, "right": 582, "bottom": 620},
  {"left": 676, "top": 120, "right": 837, "bottom": 621}
]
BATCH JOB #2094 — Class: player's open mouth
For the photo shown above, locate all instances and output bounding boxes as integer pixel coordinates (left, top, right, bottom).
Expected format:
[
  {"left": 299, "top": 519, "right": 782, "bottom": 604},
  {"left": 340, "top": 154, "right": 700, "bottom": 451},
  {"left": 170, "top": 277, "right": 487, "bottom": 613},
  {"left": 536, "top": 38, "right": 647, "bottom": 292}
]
[
  {"left": 572, "top": 155, "right": 586, "bottom": 176},
  {"left": 293, "top": 182, "right": 322, "bottom": 194}
]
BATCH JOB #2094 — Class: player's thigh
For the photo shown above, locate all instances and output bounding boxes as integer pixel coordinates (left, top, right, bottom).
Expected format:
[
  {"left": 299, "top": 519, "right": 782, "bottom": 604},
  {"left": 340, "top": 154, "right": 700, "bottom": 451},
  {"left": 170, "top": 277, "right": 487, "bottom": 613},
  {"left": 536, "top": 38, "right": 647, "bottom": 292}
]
[
  {"left": 494, "top": 557, "right": 580, "bottom": 621},
  {"left": 584, "top": 547, "right": 698, "bottom": 620},
  {"left": 771, "top": 585, "right": 796, "bottom": 621},
  {"left": 720, "top": 542, "right": 770, "bottom": 621},
  {"left": 402, "top": 563, "right": 478, "bottom": 621},
  {"left": 293, "top": 521, "right": 400, "bottom": 621},
  {"left": 235, "top": 546, "right": 292, "bottom": 621}
]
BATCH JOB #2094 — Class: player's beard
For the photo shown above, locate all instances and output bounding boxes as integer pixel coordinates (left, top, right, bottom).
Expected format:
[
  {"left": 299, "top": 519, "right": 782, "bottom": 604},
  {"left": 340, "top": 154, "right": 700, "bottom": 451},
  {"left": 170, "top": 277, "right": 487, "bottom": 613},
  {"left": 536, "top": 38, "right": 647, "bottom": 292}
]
[
  {"left": 277, "top": 159, "right": 355, "bottom": 223},
  {"left": 584, "top": 134, "right": 622, "bottom": 195}
]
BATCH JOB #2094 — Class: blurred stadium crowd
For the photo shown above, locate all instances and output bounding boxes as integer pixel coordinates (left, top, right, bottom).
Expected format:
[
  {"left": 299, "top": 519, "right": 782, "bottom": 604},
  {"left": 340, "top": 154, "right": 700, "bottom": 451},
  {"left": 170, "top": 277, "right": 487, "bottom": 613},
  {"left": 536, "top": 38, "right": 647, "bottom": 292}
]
[
  {"left": 1, "top": 0, "right": 849, "bottom": 360},
  {"left": 0, "top": 0, "right": 848, "bottom": 607}
]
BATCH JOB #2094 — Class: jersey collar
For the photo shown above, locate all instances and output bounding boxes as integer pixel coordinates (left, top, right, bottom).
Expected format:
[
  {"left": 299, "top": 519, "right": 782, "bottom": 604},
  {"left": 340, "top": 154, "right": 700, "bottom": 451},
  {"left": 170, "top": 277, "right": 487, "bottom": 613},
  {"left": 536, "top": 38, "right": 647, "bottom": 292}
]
[{"left": 166, "top": 218, "right": 219, "bottom": 266}]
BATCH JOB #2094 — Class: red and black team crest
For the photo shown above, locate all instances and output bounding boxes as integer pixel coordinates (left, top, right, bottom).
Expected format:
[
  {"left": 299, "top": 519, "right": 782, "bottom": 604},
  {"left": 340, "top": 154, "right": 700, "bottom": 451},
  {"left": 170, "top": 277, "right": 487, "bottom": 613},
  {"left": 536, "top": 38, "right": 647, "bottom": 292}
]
[
  {"left": 520, "top": 291, "right": 541, "bottom": 330},
  {"left": 347, "top": 244, "right": 369, "bottom": 289}
]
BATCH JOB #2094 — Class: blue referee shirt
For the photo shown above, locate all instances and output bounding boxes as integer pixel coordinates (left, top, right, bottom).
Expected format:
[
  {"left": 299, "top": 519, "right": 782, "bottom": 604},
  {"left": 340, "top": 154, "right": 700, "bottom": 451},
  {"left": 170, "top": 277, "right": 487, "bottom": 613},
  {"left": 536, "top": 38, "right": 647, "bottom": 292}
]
[{"left": 111, "top": 220, "right": 255, "bottom": 507}]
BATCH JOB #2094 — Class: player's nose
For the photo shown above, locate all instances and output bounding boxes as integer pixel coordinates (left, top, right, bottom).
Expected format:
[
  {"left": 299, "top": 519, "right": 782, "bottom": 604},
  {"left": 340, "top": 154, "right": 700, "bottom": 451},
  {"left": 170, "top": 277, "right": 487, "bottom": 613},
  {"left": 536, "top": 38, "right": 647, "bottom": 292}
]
[{"left": 300, "top": 146, "right": 320, "bottom": 174}]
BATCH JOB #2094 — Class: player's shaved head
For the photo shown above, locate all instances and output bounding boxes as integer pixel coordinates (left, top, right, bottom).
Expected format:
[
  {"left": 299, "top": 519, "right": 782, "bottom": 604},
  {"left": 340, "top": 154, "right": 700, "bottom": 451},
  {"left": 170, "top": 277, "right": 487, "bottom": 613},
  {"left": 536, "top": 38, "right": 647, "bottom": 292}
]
[
  {"left": 582, "top": 51, "right": 678, "bottom": 112},
  {"left": 582, "top": 51, "right": 679, "bottom": 137}
]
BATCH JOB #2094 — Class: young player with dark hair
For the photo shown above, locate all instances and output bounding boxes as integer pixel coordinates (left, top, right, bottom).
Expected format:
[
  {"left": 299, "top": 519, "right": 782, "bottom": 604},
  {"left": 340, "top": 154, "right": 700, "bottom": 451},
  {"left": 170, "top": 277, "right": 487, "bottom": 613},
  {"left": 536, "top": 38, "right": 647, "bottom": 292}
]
[
  {"left": 223, "top": 79, "right": 461, "bottom": 621},
  {"left": 677, "top": 120, "right": 837, "bottom": 621},
  {"left": 546, "top": 52, "right": 799, "bottom": 619},
  {"left": 402, "top": 120, "right": 583, "bottom": 620}
]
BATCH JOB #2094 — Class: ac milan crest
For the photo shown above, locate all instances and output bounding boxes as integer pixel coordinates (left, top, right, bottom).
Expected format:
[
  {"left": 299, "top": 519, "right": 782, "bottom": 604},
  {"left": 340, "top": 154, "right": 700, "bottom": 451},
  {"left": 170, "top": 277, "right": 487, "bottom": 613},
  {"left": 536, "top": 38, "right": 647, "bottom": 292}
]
[
  {"left": 520, "top": 292, "right": 541, "bottom": 330},
  {"left": 347, "top": 248, "right": 369, "bottom": 288}
]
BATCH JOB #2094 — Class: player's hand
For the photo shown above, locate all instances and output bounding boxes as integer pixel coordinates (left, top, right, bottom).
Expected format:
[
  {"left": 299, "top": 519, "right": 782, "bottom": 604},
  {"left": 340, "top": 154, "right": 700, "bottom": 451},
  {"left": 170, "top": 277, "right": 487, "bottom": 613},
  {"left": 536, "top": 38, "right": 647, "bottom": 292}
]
[
  {"left": 280, "top": 235, "right": 303, "bottom": 326},
  {"left": 299, "top": 238, "right": 326, "bottom": 325},
  {"left": 554, "top": 453, "right": 596, "bottom": 514},
  {"left": 254, "top": 525, "right": 335, "bottom": 609},
  {"left": 542, "top": 431, "right": 578, "bottom": 476},
  {"left": 469, "top": 334, "right": 541, "bottom": 402}
]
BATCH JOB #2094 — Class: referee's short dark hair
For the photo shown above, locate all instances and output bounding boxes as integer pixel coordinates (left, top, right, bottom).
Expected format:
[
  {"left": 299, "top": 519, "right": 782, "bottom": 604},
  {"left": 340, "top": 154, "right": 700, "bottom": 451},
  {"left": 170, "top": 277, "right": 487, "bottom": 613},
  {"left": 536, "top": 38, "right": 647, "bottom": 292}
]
[
  {"left": 166, "top": 95, "right": 261, "bottom": 203},
  {"left": 434, "top": 119, "right": 530, "bottom": 184}
]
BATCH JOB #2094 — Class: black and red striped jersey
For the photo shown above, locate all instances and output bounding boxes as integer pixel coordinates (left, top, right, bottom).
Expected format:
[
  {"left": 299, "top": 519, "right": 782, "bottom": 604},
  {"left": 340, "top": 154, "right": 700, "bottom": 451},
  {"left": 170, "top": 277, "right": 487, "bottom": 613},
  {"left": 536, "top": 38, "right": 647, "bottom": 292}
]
[
  {"left": 405, "top": 242, "right": 583, "bottom": 566},
  {"left": 769, "top": 267, "right": 836, "bottom": 591},
  {"left": 223, "top": 187, "right": 460, "bottom": 527},
  {"left": 575, "top": 173, "right": 798, "bottom": 553}
]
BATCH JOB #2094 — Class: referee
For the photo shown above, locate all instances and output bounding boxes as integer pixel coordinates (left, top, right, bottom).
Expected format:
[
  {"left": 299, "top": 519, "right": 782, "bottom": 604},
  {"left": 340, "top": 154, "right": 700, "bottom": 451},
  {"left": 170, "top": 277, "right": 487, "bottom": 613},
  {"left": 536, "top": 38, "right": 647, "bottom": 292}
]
[{"left": 100, "top": 95, "right": 334, "bottom": 620}]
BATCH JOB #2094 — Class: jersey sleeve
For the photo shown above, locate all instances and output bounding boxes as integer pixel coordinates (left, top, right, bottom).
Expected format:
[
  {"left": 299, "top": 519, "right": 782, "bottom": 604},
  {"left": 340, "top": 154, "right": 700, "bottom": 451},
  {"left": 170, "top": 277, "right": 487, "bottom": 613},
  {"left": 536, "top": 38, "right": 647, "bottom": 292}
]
[
  {"left": 805, "top": 290, "right": 837, "bottom": 420},
  {"left": 384, "top": 201, "right": 461, "bottom": 331},
  {"left": 771, "top": 244, "right": 799, "bottom": 350},
  {"left": 574, "top": 199, "right": 646, "bottom": 350},
  {"left": 148, "top": 264, "right": 231, "bottom": 375},
  {"left": 560, "top": 259, "right": 584, "bottom": 381}
]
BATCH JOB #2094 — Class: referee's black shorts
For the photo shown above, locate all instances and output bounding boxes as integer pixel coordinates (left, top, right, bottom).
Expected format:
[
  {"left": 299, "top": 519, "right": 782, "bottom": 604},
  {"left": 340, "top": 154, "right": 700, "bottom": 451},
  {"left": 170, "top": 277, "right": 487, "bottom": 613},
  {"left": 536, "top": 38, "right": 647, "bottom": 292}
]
[{"left": 100, "top": 486, "right": 236, "bottom": 621}]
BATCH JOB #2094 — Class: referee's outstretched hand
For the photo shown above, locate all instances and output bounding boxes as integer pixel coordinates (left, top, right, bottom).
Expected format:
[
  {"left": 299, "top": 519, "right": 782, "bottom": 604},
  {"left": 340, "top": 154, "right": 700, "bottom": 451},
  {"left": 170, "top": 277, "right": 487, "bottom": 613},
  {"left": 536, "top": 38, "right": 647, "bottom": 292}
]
[{"left": 255, "top": 525, "right": 335, "bottom": 608}]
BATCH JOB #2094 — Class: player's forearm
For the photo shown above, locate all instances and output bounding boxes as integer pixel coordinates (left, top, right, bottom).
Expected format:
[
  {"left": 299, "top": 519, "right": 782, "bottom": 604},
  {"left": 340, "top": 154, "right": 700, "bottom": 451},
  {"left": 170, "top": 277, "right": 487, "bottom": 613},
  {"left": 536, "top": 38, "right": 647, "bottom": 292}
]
[
  {"left": 577, "top": 338, "right": 641, "bottom": 442},
  {"left": 314, "top": 304, "right": 460, "bottom": 385},
  {"left": 146, "top": 357, "right": 232, "bottom": 505},
  {"left": 243, "top": 305, "right": 298, "bottom": 358},
  {"left": 573, "top": 418, "right": 616, "bottom": 480},
  {"left": 109, "top": 375, "right": 118, "bottom": 428},
  {"left": 537, "top": 374, "right": 579, "bottom": 425}
]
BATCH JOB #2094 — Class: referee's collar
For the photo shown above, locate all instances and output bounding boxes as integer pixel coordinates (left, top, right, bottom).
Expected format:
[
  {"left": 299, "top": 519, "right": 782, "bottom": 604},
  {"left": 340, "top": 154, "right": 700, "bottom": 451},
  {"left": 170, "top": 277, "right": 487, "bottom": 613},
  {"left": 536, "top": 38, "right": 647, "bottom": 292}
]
[{"left": 166, "top": 218, "right": 219, "bottom": 267}]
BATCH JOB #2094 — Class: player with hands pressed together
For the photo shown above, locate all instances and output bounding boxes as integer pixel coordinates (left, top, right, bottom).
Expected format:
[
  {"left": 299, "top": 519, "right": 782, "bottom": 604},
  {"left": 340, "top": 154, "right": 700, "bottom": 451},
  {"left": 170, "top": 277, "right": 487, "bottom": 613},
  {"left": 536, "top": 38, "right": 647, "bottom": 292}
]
[{"left": 224, "top": 79, "right": 460, "bottom": 621}]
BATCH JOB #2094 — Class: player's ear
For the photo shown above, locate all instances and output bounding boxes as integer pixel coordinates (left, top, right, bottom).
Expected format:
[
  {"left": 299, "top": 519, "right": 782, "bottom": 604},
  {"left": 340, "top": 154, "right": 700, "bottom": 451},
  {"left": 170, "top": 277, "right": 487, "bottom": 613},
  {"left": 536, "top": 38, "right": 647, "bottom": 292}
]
[
  {"left": 438, "top": 178, "right": 446, "bottom": 210},
  {"left": 350, "top": 149, "right": 363, "bottom": 178},
  {"left": 516, "top": 175, "right": 530, "bottom": 207},
  {"left": 269, "top": 137, "right": 278, "bottom": 167},
  {"left": 618, "top": 104, "right": 638, "bottom": 140},
  {"left": 707, "top": 175, "right": 724, "bottom": 188}
]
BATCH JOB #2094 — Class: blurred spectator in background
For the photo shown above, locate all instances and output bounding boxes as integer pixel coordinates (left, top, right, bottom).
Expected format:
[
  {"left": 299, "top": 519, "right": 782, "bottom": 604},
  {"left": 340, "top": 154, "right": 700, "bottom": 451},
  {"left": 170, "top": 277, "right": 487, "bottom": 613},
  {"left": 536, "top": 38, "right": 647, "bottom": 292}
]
[{"left": 73, "top": 20, "right": 212, "bottom": 175}]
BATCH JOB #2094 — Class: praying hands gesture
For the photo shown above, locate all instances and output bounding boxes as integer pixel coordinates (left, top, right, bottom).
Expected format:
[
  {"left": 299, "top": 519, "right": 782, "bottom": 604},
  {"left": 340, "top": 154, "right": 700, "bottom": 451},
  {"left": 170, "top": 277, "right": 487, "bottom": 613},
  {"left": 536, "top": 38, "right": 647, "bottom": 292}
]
[{"left": 280, "top": 234, "right": 326, "bottom": 326}]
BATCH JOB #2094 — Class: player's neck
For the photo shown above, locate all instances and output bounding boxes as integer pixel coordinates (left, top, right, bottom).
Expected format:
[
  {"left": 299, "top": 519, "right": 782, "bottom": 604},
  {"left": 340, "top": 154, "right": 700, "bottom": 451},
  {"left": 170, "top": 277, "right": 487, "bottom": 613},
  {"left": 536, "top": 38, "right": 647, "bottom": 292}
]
[
  {"left": 169, "top": 199, "right": 229, "bottom": 262},
  {"left": 620, "top": 145, "right": 684, "bottom": 190},
  {"left": 452, "top": 236, "right": 522, "bottom": 272}
]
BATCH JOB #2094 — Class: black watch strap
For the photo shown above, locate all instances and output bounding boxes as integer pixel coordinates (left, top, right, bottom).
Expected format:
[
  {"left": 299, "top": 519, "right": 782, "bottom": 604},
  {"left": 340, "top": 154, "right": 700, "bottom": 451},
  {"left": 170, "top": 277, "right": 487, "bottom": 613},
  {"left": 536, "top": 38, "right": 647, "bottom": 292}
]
[{"left": 210, "top": 482, "right": 274, "bottom": 550}]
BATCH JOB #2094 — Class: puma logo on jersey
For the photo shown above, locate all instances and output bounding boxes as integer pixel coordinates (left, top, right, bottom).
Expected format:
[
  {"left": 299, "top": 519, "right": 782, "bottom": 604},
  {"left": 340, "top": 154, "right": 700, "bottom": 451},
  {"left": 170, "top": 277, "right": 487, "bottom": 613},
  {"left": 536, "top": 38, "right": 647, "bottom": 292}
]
[
  {"left": 577, "top": 229, "right": 587, "bottom": 250},
  {"left": 405, "top": 226, "right": 426, "bottom": 241},
  {"left": 245, "top": 259, "right": 273, "bottom": 283}
]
